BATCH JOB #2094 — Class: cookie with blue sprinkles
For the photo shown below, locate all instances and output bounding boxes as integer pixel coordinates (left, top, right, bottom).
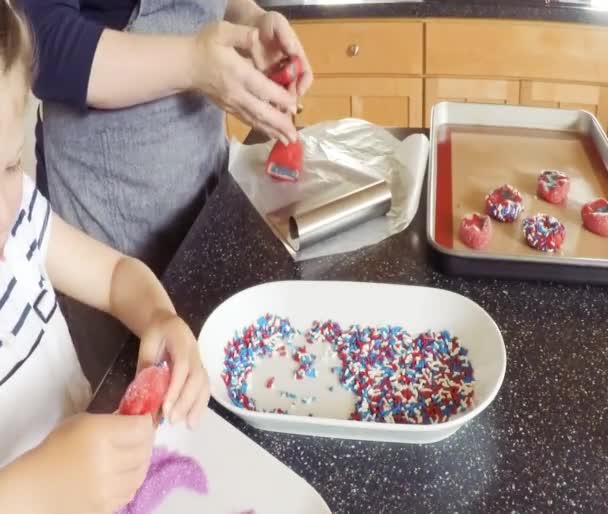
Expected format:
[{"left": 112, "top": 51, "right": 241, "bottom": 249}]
[
  {"left": 522, "top": 213, "right": 565, "bottom": 252},
  {"left": 485, "top": 184, "right": 524, "bottom": 222}
]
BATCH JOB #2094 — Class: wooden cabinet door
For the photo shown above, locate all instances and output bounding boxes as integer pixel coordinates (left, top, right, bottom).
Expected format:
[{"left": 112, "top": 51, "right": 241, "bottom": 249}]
[
  {"left": 425, "top": 78, "right": 520, "bottom": 126},
  {"left": 296, "top": 77, "right": 423, "bottom": 128},
  {"left": 521, "top": 81, "right": 608, "bottom": 130},
  {"left": 226, "top": 114, "right": 251, "bottom": 143}
]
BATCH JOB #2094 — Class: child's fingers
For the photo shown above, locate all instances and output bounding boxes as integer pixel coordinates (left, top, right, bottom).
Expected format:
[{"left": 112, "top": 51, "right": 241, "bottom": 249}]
[
  {"left": 162, "top": 353, "right": 189, "bottom": 420},
  {"left": 186, "top": 379, "right": 210, "bottom": 430},
  {"left": 167, "top": 368, "right": 204, "bottom": 425},
  {"left": 136, "top": 334, "right": 166, "bottom": 372},
  {"left": 109, "top": 414, "right": 155, "bottom": 448}
]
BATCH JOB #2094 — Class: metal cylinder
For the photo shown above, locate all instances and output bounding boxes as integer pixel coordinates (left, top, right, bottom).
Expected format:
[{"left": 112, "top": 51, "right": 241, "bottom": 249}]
[{"left": 287, "top": 180, "right": 392, "bottom": 251}]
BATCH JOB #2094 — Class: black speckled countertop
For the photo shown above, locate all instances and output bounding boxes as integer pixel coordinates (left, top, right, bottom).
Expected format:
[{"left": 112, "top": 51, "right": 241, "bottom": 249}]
[
  {"left": 257, "top": 0, "right": 608, "bottom": 26},
  {"left": 89, "top": 129, "right": 608, "bottom": 513}
]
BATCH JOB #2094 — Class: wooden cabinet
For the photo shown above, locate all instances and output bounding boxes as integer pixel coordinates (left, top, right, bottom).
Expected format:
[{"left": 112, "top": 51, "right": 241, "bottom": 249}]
[
  {"left": 226, "top": 17, "right": 608, "bottom": 140},
  {"left": 426, "top": 19, "right": 608, "bottom": 84},
  {"left": 293, "top": 20, "right": 423, "bottom": 75},
  {"left": 520, "top": 81, "right": 608, "bottom": 130},
  {"left": 297, "top": 77, "right": 423, "bottom": 128},
  {"left": 425, "top": 78, "right": 520, "bottom": 126},
  {"left": 226, "top": 114, "right": 251, "bottom": 143}
]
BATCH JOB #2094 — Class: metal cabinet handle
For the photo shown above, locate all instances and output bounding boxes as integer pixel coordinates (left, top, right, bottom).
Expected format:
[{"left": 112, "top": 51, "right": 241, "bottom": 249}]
[{"left": 347, "top": 43, "right": 360, "bottom": 57}]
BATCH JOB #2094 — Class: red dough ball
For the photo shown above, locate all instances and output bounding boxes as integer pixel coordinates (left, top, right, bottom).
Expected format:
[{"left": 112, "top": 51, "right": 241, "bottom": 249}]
[
  {"left": 459, "top": 213, "right": 492, "bottom": 250},
  {"left": 537, "top": 170, "right": 570, "bottom": 204},
  {"left": 581, "top": 198, "right": 608, "bottom": 237},
  {"left": 118, "top": 364, "right": 171, "bottom": 416},
  {"left": 267, "top": 56, "right": 304, "bottom": 87}
]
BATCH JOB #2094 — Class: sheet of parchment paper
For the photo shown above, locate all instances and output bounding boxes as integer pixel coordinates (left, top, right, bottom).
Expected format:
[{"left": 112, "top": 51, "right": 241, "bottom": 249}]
[
  {"left": 228, "top": 118, "right": 430, "bottom": 261},
  {"left": 449, "top": 126, "right": 608, "bottom": 259}
]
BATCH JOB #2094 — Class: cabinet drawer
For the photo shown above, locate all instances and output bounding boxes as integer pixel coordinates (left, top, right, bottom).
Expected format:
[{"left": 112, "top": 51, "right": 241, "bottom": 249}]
[
  {"left": 426, "top": 19, "right": 608, "bottom": 84},
  {"left": 293, "top": 20, "right": 423, "bottom": 75}
]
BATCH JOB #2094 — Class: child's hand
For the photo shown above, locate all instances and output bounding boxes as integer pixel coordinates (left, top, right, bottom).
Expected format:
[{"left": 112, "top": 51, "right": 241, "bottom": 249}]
[
  {"left": 33, "top": 413, "right": 154, "bottom": 514},
  {"left": 137, "top": 312, "right": 210, "bottom": 429}
]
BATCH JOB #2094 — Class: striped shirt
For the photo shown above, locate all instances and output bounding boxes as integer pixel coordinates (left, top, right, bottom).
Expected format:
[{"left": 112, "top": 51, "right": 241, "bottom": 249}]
[{"left": 0, "top": 174, "right": 91, "bottom": 468}]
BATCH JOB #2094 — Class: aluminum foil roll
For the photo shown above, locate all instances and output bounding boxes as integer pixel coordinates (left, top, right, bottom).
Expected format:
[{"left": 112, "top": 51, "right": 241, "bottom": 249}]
[{"left": 286, "top": 180, "right": 392, "bottom": 251}]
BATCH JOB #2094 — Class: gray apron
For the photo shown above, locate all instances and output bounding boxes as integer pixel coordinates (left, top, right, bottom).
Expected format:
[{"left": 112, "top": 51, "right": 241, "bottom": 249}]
[{"left": 41, "top": 0, "right": 228, "bottom": 389}]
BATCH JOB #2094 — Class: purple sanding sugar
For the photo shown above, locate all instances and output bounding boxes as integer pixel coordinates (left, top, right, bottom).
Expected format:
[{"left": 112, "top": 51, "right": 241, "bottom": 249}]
[{"left": 115, "top": 446, "right": 207, "bottom": 514}]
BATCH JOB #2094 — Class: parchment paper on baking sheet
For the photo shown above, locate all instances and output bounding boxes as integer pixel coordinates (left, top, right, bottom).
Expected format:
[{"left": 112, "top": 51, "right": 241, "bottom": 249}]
[{"left": 448, "top": 126, "right": 608, "bottom": 259}]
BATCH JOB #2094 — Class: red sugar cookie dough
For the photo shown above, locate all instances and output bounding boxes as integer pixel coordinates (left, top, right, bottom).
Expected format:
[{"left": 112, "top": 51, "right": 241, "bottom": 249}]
[
  {"left": 265, "top": 139, "right": 303, "bottom": 182},
  {"left": 118, "top": 363, "right": 171, "bottom": 417},
  {"left": 537, "top": 170, "right": 570, "bottom": 204},
  {"left": 581, "top": 198, "right": 608, "bottom": 237},
  {"left": 458, "top": 213, "right": 492, "bottom": 250},
  {"left": 485, "top": 184, "right": 524, "bottom": 222}
]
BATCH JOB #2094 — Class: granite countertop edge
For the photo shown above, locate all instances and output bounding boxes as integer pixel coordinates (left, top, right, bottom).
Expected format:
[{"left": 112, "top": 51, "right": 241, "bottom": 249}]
[{"left": 259, "top": 0, "right": 608, "bottom": 26}]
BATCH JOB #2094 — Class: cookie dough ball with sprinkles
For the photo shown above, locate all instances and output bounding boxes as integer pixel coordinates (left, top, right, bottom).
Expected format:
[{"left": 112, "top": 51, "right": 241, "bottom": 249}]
[
  {"left": 522, "top": 214, "right": 565, "bottom": 252},
  {"left": 537, "top": 170, "right": 570, "bottom": 204},
  {"left": 458, "top": 213, "right": 492, "bottom": 250},
  {"left": 485, "top": 184, "right": 524, "bottom": 222},
  {"left": 581, "top": 198, "right": 608, "bottom": 237}
]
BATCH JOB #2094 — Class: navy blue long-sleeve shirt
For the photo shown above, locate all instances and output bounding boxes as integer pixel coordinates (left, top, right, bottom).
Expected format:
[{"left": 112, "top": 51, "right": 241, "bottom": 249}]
[{"left": 22, "top": 0, "right": 136, "bottom": 109}]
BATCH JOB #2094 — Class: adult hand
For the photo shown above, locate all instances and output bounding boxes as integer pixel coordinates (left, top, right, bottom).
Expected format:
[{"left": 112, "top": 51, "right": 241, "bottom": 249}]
[
  {"left": 253, "top": 11, "right": 313, "bottom": 97},
  {"left": 190, "top": 21, "right": 298, "bottom": 144}
]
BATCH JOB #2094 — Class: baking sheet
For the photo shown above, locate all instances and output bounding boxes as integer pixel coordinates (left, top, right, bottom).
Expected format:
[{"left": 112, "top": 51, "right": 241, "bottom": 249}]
[
  {"left": 426, "top": 102, "right": 608, "bottom": 284},
  {"left": 444, "top": 125, "right": 608, "bottom": 259}
]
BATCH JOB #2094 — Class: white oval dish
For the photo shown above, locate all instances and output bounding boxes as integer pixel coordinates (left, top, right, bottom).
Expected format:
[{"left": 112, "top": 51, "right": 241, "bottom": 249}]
[{"left": 199, "top": 281, "right": 506, "bottom": 444}]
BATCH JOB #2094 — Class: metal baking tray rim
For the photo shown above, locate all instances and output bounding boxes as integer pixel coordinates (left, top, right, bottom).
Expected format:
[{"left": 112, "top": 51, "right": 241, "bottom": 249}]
[
  {"left": 427, "top": 238, "right": 608, "bottom": 269},
  {"left": 426, "top": 101, "right": 608, "bottom": 274}
]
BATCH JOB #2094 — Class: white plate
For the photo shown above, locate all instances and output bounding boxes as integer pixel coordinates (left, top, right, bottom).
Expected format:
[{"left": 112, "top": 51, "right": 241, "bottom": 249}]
[
  {"left": 199, "top": 281, "right": 506, "bottom": 444},
  {"left": 150, "top": 410, "right": 331, "bottom": 513}
]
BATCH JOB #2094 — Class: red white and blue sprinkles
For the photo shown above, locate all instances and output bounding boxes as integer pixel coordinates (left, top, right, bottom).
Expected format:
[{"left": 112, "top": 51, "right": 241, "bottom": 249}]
[
  {"left": 222, "top": 314, "right": 296, "bottom": 410},
  {"left": 222, "top": 315, "right": 475, "bottom": 424},
  {"left": 522, "top": 213, "right": 566, "bottom": 252},
  {"left": 485, "top": 184, "right": 524, "bottom": 223}
]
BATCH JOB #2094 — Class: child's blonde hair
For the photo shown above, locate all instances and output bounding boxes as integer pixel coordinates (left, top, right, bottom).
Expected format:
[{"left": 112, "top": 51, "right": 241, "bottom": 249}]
[{"left": 0, "top": 0, "right": 33, "bottom": 88}]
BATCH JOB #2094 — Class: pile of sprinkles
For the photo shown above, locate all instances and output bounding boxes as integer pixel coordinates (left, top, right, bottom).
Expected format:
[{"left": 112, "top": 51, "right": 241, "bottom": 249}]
[
  {"left": 306, "top": 321, "right": 474, "bottom": 424},
  {"left": 222, "top": 315, "right": 475, "bottom": 424},
  {"left": 222, "top": 314, "right": 296, "bottom": 410}
]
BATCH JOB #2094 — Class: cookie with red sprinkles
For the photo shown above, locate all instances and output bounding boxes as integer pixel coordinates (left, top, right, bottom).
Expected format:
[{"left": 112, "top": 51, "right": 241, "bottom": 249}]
[
  {"left": 581, "top": 198, "right": 608, "bottom": 237},
  {"left": 485, "top": 184, "right": 524, "bottom": 222},
  {"left": 458, "top": 213, "right": 492, "bottom": 250},
  {"left": 537, "top": 170, "right": 570, "bottom": 204},
  {"left": 522, "top": 213, "right": 566, "bottom": 252}
]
